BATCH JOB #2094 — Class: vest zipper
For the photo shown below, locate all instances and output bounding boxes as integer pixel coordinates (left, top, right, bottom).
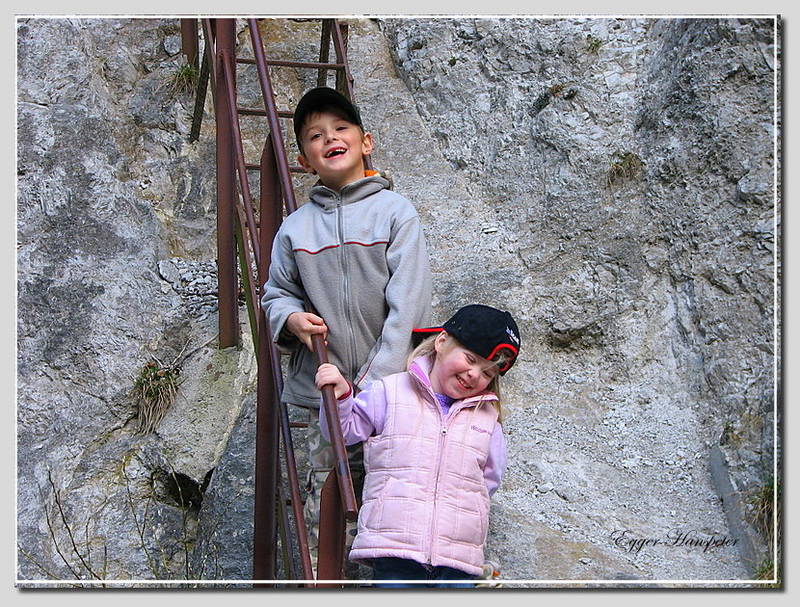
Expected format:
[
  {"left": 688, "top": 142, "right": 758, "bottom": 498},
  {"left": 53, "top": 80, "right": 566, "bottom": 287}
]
[
  {"left": 427, "top": 396, "right": 483, "bottom": 567},
  {"left": 429, "top": 396, "right": 468, "bottom": 566},
  {"left": 428, "top": 417, "right": 447, "bottom": 566}
]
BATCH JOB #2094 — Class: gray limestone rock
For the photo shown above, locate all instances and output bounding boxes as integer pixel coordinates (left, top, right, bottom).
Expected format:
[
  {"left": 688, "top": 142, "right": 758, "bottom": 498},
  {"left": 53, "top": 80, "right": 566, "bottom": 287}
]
[
  {"left": 16, "top": 16, "right": 778, "bottom": 586},
  {"left": 17, "top": 18, "right": 253, "bottom": 583},
  {"left": 379, "top": 17, "right": 776, "bottom": 581}
]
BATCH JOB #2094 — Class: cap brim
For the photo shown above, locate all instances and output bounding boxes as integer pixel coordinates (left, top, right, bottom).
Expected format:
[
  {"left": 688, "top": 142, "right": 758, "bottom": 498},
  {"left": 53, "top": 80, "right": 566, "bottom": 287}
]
[
  {"left": 411, "top": 326, "right": 444, "bottom": 347},
  {"left": 487, "top": 343, "right": 519, "bottom": 375}
]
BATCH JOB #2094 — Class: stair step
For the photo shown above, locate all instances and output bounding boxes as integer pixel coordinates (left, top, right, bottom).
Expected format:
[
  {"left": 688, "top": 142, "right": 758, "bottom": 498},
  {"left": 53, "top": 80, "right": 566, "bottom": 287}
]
[
  {"left": 245, "top": 163, "right": 306, "bottom": 173},
  {"left": 236, "top": 56, "right": 345, "bottom": 70},
  {"left": 238, "top": 106, "right": 293, "bottom": 118}
]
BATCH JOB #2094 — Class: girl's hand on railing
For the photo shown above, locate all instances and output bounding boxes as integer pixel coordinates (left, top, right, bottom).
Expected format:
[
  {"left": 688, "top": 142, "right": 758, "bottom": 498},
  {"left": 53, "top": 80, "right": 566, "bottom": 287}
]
[{"left": 315, "top": 363, "right": 351, "bottom": 400}]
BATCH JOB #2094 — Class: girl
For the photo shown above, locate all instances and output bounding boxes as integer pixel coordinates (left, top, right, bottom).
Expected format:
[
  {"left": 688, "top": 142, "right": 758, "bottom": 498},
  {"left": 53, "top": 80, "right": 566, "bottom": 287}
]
[{"left": 315, "top": 304, "right": 521, "bottom": 587}]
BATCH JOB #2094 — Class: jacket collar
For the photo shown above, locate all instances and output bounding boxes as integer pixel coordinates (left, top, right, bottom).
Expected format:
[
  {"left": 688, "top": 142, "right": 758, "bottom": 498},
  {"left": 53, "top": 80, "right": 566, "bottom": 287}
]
[
  {"left": 408, "top": 355, "right": 498, "bottom": 408},
  {"left": 309, "top": 173, "right": 390, "bottom": 211}
]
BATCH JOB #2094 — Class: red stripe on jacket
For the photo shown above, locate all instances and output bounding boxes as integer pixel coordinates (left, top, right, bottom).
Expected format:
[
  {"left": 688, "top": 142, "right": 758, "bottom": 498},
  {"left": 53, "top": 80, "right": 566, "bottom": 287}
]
[{"left": 293, "top": 241, "right": 390, "bottom": 255}]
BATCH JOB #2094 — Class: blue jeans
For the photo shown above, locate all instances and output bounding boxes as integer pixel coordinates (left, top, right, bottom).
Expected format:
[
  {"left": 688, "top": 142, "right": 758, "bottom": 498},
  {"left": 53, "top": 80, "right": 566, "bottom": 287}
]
[{"left": 371, "top": 557, "right": 475, "bottom": 588}]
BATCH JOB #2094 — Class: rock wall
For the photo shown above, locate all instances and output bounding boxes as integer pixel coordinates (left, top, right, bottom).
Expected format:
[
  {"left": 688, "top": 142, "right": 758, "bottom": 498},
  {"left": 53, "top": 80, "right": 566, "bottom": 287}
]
[
  {"left": 16, "top": 16, "right": 777, "bottom": 585},
  {"left": 17, "top": 18, "right": 255, "bottom": 582},
  {"left": 376, "top": 17, "right": 777, "bottom": 581}
]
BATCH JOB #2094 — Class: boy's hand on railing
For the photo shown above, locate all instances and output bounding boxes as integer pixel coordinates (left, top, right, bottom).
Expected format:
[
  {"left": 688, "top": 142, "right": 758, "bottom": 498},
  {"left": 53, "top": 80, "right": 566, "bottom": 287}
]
[
  {"left": 315, "top": 363, "right": 351, "bottom": 400},
  {"left": 286, "top": 311, "right": 328, "bottom": 351}
]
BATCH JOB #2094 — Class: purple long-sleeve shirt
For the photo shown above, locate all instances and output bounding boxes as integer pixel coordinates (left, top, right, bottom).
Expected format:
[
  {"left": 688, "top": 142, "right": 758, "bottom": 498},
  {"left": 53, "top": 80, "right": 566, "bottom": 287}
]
[{"left": 319, "top": 369, "right": 507, "bottom": 496}]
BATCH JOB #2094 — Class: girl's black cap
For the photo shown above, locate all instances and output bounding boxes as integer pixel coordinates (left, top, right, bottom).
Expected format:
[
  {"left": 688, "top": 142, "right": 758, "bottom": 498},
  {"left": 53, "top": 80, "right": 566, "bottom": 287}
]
[{"left": 412, "top": 304, "right": 521, "bottom": 375}]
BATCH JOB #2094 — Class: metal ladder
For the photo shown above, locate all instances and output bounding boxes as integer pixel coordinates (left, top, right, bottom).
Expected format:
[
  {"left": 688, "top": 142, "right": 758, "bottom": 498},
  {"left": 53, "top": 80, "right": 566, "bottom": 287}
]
[{"left": 180, "top": 17, "right": 363, "bottom": 586}]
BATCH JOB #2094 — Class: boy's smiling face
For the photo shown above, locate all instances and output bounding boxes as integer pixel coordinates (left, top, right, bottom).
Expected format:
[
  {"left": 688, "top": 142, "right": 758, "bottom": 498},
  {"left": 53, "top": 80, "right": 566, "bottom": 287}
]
[{"left": 297, "top": 109, "right": 374, "bottom": 192}]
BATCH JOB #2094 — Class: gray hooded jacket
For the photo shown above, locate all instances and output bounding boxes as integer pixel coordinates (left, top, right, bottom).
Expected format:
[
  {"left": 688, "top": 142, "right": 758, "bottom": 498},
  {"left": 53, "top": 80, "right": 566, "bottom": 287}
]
[{"left": 260, "top": 174, "right": 432, "bottom": 408}]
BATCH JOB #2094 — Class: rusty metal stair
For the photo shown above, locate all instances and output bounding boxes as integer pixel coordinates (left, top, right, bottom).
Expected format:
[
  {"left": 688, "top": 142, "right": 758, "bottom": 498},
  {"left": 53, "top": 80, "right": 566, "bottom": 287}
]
[{"left": 180, "top": 17, "right": 363, "bottom": 586}]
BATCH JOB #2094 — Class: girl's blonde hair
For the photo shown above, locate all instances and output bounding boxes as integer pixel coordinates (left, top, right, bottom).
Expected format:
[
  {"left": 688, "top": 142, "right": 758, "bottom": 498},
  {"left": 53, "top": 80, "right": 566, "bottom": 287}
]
[{"left": 407, "top": 333, "right": 507, "bottom": 423}]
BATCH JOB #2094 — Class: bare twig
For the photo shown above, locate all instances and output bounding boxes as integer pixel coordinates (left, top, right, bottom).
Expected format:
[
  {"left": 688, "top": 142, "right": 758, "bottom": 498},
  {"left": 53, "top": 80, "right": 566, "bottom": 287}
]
[
  {"left": 47, "top": 471, "right": 102, "bottom": 580},
  {"left": 122, "top": 463, "right": 161, "bottom": 578},
  {"left": 83, "top": 515, "right": 92, "bottom": 575},
  {"left": 174, "top": 334, "right": 219, "bottom": 367},
  {"left": 38, "top": 476, "right": 81, "bottom": 579},
  {"left": 166, "top": 465, "right": 193, "bottom": 580},
  {"left": 17, "top": 544, "right": 75, "bottom": 583}
]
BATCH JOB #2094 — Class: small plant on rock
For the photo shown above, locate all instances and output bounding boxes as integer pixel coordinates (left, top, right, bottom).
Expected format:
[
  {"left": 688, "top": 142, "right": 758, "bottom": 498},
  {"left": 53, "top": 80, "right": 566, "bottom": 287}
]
[
  {"left": 748, "top": 477, "right": 778, "bottom": 543},
  {"left": 754, "top": 558, "right": 775, "bottom": 582},
  {"left": 607, "top": 151, "right": 644, "bottom": 187},
  {"left": 131, "top": 338, "right": 215, "bottom": 434},
  {"left": 586, "top": 34, "right": 604, "bottom": 54},
  {"left": 747, "top": 477, "right": 781, "bottom": 586},
  {"left": 133, "top": 358, "right": 182, "bottom": 434},
  {"left": 167, "top": 62, "right": 199, "bottom": 97}
]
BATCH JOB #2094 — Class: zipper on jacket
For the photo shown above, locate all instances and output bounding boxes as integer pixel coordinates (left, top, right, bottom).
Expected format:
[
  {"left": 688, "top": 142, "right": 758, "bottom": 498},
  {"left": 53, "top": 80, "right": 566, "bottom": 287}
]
[
  {"left": 408, "top": 363, "right": 496, "bottom": 568},
  {"left": 335, "top": 198, "right": 359, "bottom": 381}
]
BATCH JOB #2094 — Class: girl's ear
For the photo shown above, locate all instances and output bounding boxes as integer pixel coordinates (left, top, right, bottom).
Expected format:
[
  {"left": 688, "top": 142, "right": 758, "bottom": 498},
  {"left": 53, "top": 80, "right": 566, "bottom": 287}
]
[{"left": 433, "top": 331, "right": 448, "bottom": 353}]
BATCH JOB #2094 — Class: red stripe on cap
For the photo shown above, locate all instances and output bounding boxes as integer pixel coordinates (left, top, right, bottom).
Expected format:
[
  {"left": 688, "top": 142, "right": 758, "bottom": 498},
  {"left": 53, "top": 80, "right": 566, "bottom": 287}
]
[
  {"left": 487, "top": 343, "right": 519, "bottom": 372},
  {"left": 412, "top": 327, "right": 444, "bottom": 334}
]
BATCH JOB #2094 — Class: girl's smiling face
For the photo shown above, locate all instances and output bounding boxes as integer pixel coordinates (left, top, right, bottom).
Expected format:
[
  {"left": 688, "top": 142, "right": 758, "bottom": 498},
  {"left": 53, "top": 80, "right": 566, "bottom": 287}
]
[{"left": 429, "top": 332, "right": 499, "bottom": 400}]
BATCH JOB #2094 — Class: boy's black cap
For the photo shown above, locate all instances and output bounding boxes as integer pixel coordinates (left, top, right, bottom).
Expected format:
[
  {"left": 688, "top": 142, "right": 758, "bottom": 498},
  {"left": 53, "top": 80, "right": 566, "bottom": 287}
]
[
  {"left": 412, "top": 304, "right": 521, "bottom": 375},
  {"left": 293, "top": 87, "right": 364, "bottom": 148}
]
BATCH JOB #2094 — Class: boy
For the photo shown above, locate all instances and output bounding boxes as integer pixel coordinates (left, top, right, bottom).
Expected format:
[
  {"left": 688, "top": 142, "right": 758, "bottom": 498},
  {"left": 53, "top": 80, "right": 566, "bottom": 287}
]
[{"left": 260, "top": 87, "right": 432, "bottom": 571}]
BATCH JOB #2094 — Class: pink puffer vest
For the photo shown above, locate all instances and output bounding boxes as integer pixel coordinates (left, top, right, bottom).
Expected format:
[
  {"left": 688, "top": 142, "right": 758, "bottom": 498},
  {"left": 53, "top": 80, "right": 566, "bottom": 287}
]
[{"left": 348, "top": 357, "right": 499, "bottom": 576}]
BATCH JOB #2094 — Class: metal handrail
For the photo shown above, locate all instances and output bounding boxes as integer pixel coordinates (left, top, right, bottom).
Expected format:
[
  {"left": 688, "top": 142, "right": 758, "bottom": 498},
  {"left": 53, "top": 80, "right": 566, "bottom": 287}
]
[
  {"left": 212, "top": 22, "right": 310, "bottom": 582},
  {"left": 246, "top": 19, "right": 298, "bottom": 213},
  {"left": 199, "top": 17, "right": 362, "bottom": 582},
  {"left": 330, "top": 21, "right": 355, "bottom": 97},
  {"left": 219, "top": 49, "right": 261, "bottom": 271},
  {"left": 259, "top": 135, "right": 314, "bottom": 580},
  {"left": 330, "top": 20, "right": 373, "bottom": 173},
  {"left": 246, "top": 18, "right": 358, "bottom": 520},
  {"left": 214, "top": 19, "right": 239, "bottom": 348},
  {"left": 202, "top": 19, "right": 217, "bottom": 104}
]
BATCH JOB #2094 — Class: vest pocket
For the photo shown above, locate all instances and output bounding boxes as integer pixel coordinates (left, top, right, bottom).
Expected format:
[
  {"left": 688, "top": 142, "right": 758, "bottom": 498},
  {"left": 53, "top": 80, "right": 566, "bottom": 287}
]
[
  {"left": 476, "top": 497, "right": 488, "bottom": 543},
  {"left": 359, "top": 496, "right": 383, "bottom": 531},
  {"left": 289, "top": 346, "right": 304, "bottom": 376}
]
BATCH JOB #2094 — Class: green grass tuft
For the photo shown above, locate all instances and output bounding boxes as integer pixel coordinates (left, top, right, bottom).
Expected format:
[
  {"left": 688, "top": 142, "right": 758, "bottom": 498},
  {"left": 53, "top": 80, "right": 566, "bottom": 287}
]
[
  {"left": 133, "top": 358, "right": 181, "bottom": 434},
  {"left": 607, "top": 151, "right": 644, "bottom": 186},
  {"left": 586, "top": 34, "right": 604, "bottom": 54},
  {"left": 747, "top": 477, "right": 781, "bottom": 586},
  {"left": 167, "top": 63, "right": 200, "bottom": 97}
]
